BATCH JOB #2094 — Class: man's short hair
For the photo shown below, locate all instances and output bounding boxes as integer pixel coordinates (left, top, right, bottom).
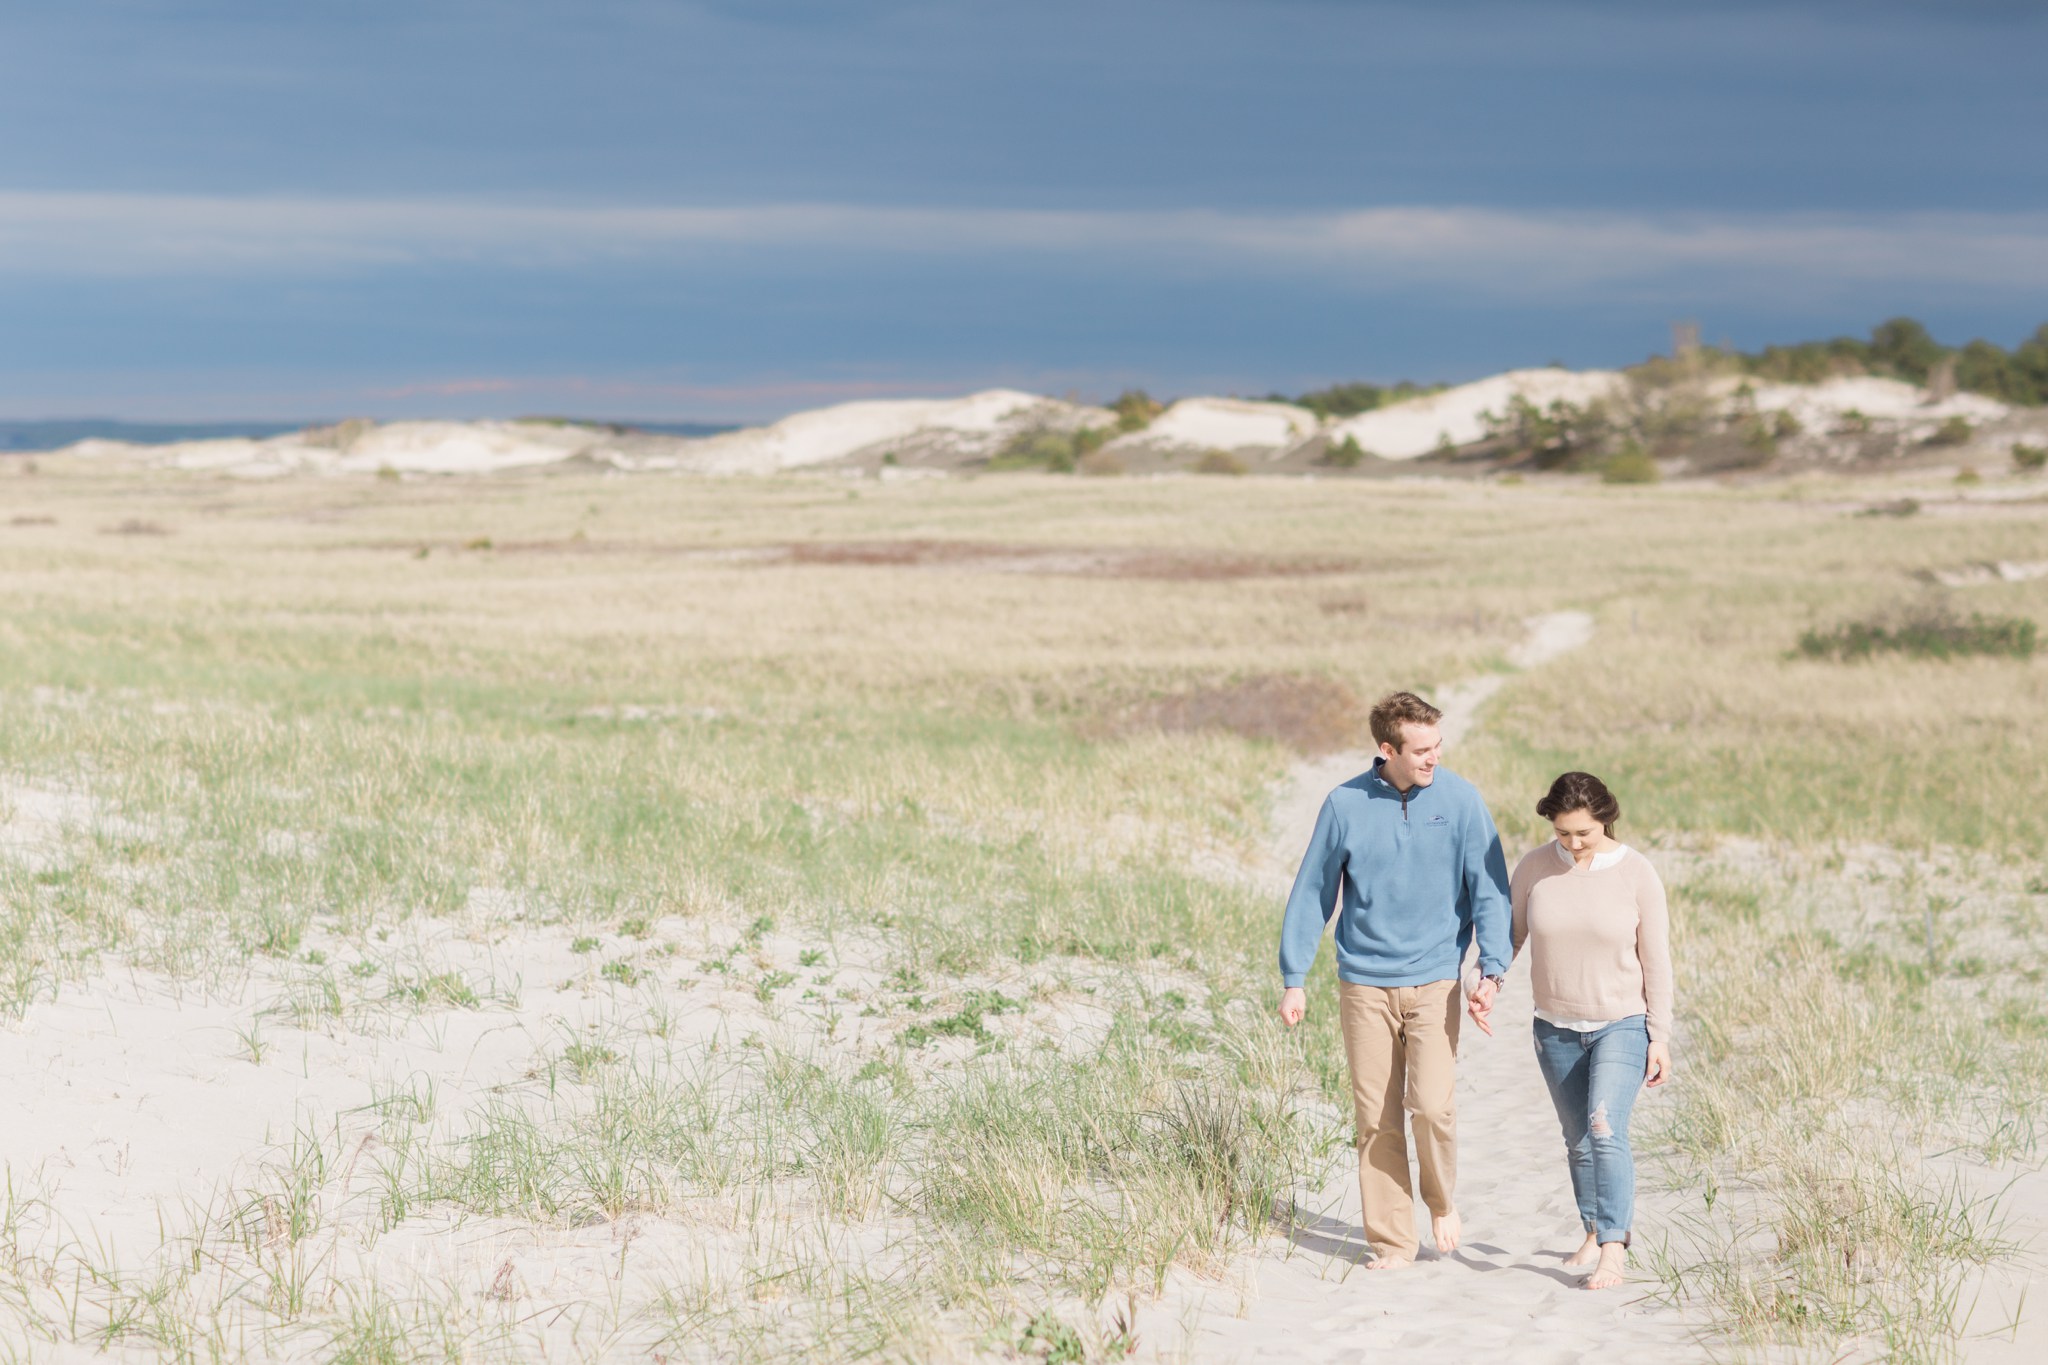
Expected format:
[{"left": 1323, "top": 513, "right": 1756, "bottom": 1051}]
[{"left": 1370, "top": 691, "right": 1442, "bottom": 752}]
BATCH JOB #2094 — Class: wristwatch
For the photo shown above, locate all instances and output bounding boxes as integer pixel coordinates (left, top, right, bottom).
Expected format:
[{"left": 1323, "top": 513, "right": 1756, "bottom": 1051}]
[{"left": 1484, "top": 974, "right": 1506, "bottom": 989}]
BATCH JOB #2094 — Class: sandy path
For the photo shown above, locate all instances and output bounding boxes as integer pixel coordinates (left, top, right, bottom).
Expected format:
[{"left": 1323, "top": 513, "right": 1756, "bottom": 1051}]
[{"left": 1191, "top": 610, "right": 1710, "bottom": 1361}]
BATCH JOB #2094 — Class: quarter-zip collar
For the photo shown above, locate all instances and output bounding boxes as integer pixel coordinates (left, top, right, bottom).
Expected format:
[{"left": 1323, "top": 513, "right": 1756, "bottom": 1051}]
[{"left": 1370, "top": 756, "right": 1420, "bottom": 820}]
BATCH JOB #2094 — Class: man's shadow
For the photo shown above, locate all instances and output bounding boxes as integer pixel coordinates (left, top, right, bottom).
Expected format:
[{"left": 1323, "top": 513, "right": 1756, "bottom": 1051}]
[{"left": 1282, "top": 1209, "right": 1373, "bottom": 1262}]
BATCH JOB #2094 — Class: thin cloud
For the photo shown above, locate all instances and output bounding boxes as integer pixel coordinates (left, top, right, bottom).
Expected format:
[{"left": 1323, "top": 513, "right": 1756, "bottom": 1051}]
[
  {"left": 2, "top": 191, "right": 2044, "bottom": 295},
  {"left": 361, "top": 373, "right": 957, "bottom": 408}
]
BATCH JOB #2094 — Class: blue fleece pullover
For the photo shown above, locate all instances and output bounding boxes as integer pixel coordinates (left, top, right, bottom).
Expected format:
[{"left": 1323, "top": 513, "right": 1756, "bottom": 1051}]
[{"left": 1278, "top": 760, "right": 1511, "bottom": 988}]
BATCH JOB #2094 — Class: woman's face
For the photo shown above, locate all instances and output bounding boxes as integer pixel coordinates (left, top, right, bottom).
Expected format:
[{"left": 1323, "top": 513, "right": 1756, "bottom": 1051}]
[{"left": 1552, "top": 808, "right": 1610, "bottom": 853}]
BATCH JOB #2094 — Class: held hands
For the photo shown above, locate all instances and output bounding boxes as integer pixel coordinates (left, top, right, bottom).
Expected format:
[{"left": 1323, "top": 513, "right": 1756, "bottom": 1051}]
[
  {"left": 1645, "top": 1040, "right": 1673, "bottom": 1087},
  {"left": 1278, "top": 986, "right": 1306, "bottom": 1028},
  {"left": 1465, "top": 977, "right": 1499, "bottom": 1036}
]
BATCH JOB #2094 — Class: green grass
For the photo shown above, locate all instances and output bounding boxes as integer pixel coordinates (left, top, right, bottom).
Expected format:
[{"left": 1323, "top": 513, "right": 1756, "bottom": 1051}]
[
  {"left": 0, "top": 465, "right": 2042, "bottom": 1361},
  {"left": 1798, "top": 609, "right": 2037, "bottom": 661}
]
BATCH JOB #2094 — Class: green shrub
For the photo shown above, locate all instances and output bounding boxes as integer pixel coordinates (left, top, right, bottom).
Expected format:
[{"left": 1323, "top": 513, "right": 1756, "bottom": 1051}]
[
  {"left": 1281, "top": 380, "right": 1438, "bottom": 421},
  {"left": 990, "top": 429, "right": 1079, "bottom": 473},
  {"left": 1737, "top": 417, "right": 1778, "bottom": 460},
  {"left": 1924, "top": 416, "right": 1974, "bottom": 447},
  {"left": 1601, "top": 441, "right": 1660, "bottom": 484},
  {"left": 2012, "top": 443, "right": 2047, "bottom": 471},
  {"left": 1111, "top": 390, "right": 1163, "bottom": 432},
  {"left": 1834, "top": 408, "right": 1873, "bottom": 435},
  {"left": 1482, "top": 395, "right": 1611, "bottom": 468},
  {"left": 1726, "top": 317, "right": 2048, "bottom": 406},
  {"left": 1955, "top": 465, "right": 1982, "bottom": 486},
  {"left": 1869, "top": 316, "right": 1945, "bottom": 383},
  {"left": 1320, "top": 434, "right": 1365, "bottom": 468},
  {"left": 1771, "top": 409, "right": 1803, "bottom": 439},
  {"left": 1798, "top": 606, "right": 2036, "bottom": 662},
  {"left": 1193, "top": 450, "right": 1247, "bottom": 476}
]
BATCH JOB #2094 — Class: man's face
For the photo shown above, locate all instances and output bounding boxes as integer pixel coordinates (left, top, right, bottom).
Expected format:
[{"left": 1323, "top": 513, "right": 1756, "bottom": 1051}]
[{"left": 1377, "top": 722, "right": 1443, "bottom": 789}]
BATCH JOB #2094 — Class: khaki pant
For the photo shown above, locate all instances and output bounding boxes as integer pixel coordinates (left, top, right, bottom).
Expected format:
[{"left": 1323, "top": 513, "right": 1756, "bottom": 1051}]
[{"left": 1337, "top": 978, "right": 1461, "bottom": 1259}]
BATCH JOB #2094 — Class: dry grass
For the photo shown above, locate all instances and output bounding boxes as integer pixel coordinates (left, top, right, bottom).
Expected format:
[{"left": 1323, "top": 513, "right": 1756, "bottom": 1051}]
[
  {"left": 0, "top": 458, "right": 2042, "bottom": 1361},
  {"left": 1637, "top": 841, "right": 2045, "bottom": 1361}
]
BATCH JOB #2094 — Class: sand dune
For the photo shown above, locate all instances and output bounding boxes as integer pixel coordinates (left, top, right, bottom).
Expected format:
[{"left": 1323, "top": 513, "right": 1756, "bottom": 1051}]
[
  {"left": 69, "top": 420, "right": 609, "bottom": 479},
  {"left": 669, "top": 389, "right": 1108, "bottom": 473},
  {"left": 46, "top": 367, "right": 2038, "bottom": 478},
  {"left": 1739, "top": 374, "right": 2007, "bottom": 432},
  {"left": 1325, "top": 368, "right": 1626, "bottom": 460},
  {"left": 1117, "top": 397, "right": 1319, "bottom": 456}
]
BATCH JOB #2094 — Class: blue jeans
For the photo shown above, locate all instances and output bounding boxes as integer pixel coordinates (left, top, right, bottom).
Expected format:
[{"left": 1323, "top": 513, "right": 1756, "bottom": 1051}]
[{"left": 1532, "top": 1015, "right": 1648, "bottom": 1246}]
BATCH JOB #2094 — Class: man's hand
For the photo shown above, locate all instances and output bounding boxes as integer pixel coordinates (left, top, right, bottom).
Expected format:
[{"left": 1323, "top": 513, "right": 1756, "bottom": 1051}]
[
  {"left": 1466, "top": 977, "right": 1499, "bottom": 1037},
  {"left": 1278, "top": 986, "right": 1306, "bottom": 1028},
  {"left": 1645, "top": 1041, "right": 1672, "bottom": 1087}
]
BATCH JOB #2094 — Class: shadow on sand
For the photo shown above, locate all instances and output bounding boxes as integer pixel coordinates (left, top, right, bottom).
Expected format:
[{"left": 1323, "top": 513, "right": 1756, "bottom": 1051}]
[{"left": 1281, "top": 1212, "right": 1591, "bottom": 1287}]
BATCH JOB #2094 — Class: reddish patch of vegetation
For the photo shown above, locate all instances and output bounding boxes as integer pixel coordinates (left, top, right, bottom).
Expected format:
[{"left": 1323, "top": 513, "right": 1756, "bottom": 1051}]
[{"left": 1099, "top": 674, "right": 1365, "bottom": 754}]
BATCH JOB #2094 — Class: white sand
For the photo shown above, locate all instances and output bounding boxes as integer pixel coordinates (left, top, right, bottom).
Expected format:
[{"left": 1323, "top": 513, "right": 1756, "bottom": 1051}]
[
  {"left": 336, "top": 419, "right": 602, "bottom": 474},
  {"left": 1327, "top": 370, "right": 1625, "bottom": 460},
  {"left": 1741, "top": 374, "right": 2007, "bottom": 430},
  {"left": 671, "top": 389, "right": 1108, "bottom": 473},
  {"left": 1124, "top": 397, "right": 1319, "bottom": 455},
  {"left": 1928, "top": 559, "right": 2048, "bottom": 587},
  {"left": 1952, "top": 1163, "right": 2048, "bottom": 1363},
  {"left": 65, "top": 421, "right": 611, "bottom": 479}
]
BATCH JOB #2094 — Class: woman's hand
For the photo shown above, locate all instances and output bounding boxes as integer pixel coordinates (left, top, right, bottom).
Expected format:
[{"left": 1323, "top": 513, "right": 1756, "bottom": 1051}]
[
  {"left": 1278, "top": 987, "right": 1306, "bottom": 1028},
  {"left": 1645, "top": 1040, "right": 1672, "bottom": 1087}
]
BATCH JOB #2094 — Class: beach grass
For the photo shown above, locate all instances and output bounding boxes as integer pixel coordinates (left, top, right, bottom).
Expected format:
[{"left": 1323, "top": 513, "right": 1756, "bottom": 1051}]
[{"left": 0, "top": 460, "right": 2041, "bottom": 1360}]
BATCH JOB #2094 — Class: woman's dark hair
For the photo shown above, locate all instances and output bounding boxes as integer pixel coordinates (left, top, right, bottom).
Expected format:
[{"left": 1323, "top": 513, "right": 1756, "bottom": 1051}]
[{"left": 1535, "top": 771, "right": 1620, "bottom": 836}]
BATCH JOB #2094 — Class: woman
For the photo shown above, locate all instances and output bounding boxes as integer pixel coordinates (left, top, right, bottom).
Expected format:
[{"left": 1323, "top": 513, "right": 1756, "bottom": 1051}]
[{"left": 1478, "top": 771, "right": 1672, "bottom": 1290}]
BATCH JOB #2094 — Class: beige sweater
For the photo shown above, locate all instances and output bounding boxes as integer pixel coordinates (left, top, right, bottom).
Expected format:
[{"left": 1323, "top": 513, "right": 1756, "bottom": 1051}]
[{"left": 1510, "top": 842, "right": 1674, "bottom": 1042}]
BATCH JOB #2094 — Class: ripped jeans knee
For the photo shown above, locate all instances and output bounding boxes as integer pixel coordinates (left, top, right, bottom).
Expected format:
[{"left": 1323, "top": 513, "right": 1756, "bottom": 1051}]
[{"left": 1534, "top": 1016, "right": 1648, "bottom": 1245}]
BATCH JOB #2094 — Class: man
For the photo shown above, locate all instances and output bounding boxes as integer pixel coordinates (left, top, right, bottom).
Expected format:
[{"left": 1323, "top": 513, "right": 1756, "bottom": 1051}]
[{"left": 1277, "top": 690, "right": 1511, "bottom": 1269}]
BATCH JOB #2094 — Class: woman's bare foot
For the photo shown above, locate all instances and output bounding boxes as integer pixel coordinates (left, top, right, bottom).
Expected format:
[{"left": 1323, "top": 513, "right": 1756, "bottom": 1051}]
[
  {"left": 1432, "top": 1209, "right": 1461, "bottom": 1254},
  {"left": 1365, "top": 1252, "right": 1413, "bottom": 1271},
  {"left": 1563, "top": 1231, "right": 1601, "bottom": 1268},
  {"left": 1582, "top": 1242, "right": 1627, "bottom": 1289}
]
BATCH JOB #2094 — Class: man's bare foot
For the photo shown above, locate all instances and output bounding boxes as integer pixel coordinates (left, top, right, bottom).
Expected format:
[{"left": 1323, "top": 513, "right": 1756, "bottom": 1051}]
[
  {"left": 1365, "top": 1251, "right": 1414, "bottom": 1271},
  {"left": 1564, "top": 1231, "right": 1600, "bottom": 1268},
  {"left": 1432, "top": 1208, "right": 1462, "bottom": 1254},
  {"left": 1582, "top": 1243, "right": 1626, "bottom": 1289}
]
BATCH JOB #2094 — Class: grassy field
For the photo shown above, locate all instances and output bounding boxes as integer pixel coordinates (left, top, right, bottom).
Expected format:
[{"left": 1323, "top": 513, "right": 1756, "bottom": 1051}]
[{"left": 0, "top": 456, "right": 2043, "bottom": 1362}]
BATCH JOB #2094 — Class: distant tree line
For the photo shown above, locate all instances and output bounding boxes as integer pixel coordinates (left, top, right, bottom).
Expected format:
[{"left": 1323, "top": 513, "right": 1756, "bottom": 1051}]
[{"left": 1729, "top": 317, "right": 2048, "bottom": 406}]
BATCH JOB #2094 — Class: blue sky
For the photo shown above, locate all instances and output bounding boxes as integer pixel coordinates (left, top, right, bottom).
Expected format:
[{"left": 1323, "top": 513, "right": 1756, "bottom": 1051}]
[{"left": 2, "top": 0, "right": 2044, "bottom": 421}]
